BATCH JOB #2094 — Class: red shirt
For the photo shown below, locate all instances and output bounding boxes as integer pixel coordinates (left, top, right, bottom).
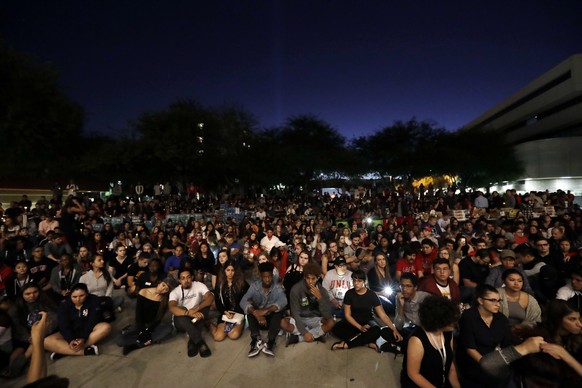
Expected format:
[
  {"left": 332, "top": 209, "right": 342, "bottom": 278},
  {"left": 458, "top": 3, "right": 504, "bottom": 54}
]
[{"left": 396, "top": 257, "right": 423, "bottom": 276}]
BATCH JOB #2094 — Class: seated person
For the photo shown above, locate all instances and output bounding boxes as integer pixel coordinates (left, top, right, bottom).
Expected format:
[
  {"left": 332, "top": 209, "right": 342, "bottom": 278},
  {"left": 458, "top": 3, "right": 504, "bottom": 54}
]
[
  {"left": 458, "top": 249, "right": 491, "bottom": 303},
  {"left": 168, "top": 267, "right": 214, "bottom": 358},
  {"left": 210, "top": 260, "right": 249, "bottom": 342},
  {"left": 116, "top": 279, "right": 173, "bottom": 355},
  {"left": 322, "top": 256, "right": 353, "bottom": 318},
  {"left": 49, "top": 254, "right": 81, "bottom": 301},
  {"left": 395, "top": 247, "right": 424, "bottom": 281},
  {"left": 418, "top": 258, "right": 461, "bottom": 304},
  {"left": 240, "top": 262, "right": 287, "bottom": 358},
  {"left": 281, "top": 263, "right": 335, "bottom": 345},
  {"left": 126, "top": 252, "right": 151, "bottom": 296},
  {"left": 556, "top": 265, "right": 582, "bottom": 310},
  {"left": 331, "top": 269, "right": 402, "bottom": 351},
  {"left": 485, "top": 249, "right": 534, "bottom": 295},
  {"left": 44, "top": 283, "right": 112, "bottom": 359},
  {"left": 496, "top": 269, "right": 541, "bottom": 329},
  {"left": 395, "top": 273, "right": 431, "bottom": 330}
]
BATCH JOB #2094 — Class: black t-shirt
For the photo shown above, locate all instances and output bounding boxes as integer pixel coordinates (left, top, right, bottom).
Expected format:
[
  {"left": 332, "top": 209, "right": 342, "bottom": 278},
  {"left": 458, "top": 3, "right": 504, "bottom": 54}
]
[
  {"left": 458, "top": 257, "right": 489, "bottom": 285},
  {"left": 343, "top": 288, "right": 381, "bottom": 324}
]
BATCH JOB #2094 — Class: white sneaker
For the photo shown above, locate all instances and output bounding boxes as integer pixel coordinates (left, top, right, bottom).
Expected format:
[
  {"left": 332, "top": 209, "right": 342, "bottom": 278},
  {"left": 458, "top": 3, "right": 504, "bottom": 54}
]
[{"left": 248, "top": 338, "right": 264, "bottom": 357}]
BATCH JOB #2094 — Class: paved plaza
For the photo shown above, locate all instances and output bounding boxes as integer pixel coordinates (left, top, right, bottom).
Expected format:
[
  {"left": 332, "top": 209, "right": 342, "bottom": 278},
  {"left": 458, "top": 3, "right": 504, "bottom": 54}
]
[{"left": 5, "top": 291, "right": 403, "bottom": 388}]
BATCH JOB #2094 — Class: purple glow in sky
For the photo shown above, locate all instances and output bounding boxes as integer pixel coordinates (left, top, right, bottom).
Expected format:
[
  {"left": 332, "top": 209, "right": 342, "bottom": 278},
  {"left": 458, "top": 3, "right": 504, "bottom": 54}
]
[{"left": 2, "top": 1, "right": 581, "bottom": 139}]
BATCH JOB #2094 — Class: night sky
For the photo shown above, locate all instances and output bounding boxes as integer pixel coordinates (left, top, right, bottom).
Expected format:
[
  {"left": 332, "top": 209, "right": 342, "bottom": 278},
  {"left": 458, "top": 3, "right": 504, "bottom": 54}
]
[{"left": 2, "top": 1, "right": 581, "bottom": 139}]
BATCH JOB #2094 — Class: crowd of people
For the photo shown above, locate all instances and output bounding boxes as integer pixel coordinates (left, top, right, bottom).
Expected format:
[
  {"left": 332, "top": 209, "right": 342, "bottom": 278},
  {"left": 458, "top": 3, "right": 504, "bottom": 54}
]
[{"left": 0, "top": 185, "right": 582, "bottom": 387}]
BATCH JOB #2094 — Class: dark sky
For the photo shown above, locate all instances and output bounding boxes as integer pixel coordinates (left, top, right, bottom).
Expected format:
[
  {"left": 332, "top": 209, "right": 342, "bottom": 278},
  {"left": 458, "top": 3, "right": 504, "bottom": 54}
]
[{"left": 2, "top": 1, "right": 581, "bottom": 139}]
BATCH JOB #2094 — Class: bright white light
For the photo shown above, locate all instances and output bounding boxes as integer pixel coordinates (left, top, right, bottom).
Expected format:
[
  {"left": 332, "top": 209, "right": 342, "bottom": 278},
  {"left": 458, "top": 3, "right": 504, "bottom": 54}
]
[
  {"left": 383, "top": 286, "right": 393, "bottom": 296},
  {"left": 366, "top": 217, "right": 372, "bottom": 223}
]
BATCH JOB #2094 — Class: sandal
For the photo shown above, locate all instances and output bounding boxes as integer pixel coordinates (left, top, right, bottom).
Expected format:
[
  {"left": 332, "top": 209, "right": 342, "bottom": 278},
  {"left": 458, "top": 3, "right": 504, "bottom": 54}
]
[{"left": 331, "top": 341, "right": 347, "bottom": 351}]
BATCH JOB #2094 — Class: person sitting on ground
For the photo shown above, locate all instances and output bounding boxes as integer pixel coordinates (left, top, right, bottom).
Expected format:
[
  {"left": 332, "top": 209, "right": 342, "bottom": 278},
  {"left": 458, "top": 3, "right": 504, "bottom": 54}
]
[
  {"left": 322, "top": 256, "right": 353, "bottom": 319},
  {"left": 168, "top": 267, "right": 214, "bottom": 358},
  {"left": 331, "top": 269, "right": 402, "bottom": 351},
  {"left": 395, "top": 273, "right": 431, "bottom": 332},
  {"left": 484, "top": 249, "right": 534, "bottom": 295},
  {"left": 48, "top": 253, "right": 81, "bottom": 301},
  {"left": 281, "top": 262, "right": 335, "bottom": 346},
  {"left": 108, "top": 245, "right": 131, "bottom": 289},
  {"left": 282, "top": 250, "right": 311, "bottom": 305},
  {"left": 135, "top": 258, "right": 166, "bottom": 290},
  {"left": 210, "top": 260, "right": 249, "bottom": 342},
  {"left": 401, "top": 295, "right": 461, "bottom": 388},
  {"left": 367, "top": 252, "right": 396, "bottom": 314},
  {"left": 126, "top": 252, "right": 151, "bottom": 296},
  {"left": 240, "top": 261, "right": 287, "bottom": 358},
  {"left": 496, "top": 269, "right": 541, "bottom": 330},
  {"left": 116, "top": 279, "right": 173, "bottom": 355},
  {"left": 5, "top": 260, "right": 33, "bottom": 300},
  {"left": 395, "top": 247, "right": 424, "bottom": 281},
  {"left": 44, "top": 283, "right": 112, "bottom": 360},
  {"left": 79, "top": 254, "right": 124, "bottom": 312},
  {"left": 556, "top": 264, "right": 582, "bottom": 310},
  {"left": 2, "top": 283, "right": 58, "bottom": 378},
  {"left": 418, "top": 258, "right": 461, "bottom": 304}
]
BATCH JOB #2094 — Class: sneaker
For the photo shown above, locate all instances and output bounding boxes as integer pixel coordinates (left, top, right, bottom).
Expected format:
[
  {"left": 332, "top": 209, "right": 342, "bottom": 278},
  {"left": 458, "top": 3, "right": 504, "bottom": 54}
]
[
  {"left": 199, "top": 342, "right": 212, "bottom": 358},
  {"left": 262, "top": 340, "right": 275, "bottom": 357},
  {"left": 50, "top": 352, "right": 66, "bottom": 361},
  {"left": 315, "top": 335, "right": 327, "bottom": 344},
  {"left": 285, "top": 334, "right": 299, "bottom": 347},
  {"left": 187, "top": 340, "right": 199, "bottom": 357},
  {"left": 248, "top": 338, "right": 263, "bottom": 357},
  {"left": 84, "top": 345, "right": 99, "bottom": 356}
]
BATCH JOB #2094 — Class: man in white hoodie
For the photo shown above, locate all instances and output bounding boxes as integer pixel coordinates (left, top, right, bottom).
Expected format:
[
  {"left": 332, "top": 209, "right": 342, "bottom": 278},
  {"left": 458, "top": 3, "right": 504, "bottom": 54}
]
[{"left": 322, "top": 256, "right": 353, "bottom": 318}]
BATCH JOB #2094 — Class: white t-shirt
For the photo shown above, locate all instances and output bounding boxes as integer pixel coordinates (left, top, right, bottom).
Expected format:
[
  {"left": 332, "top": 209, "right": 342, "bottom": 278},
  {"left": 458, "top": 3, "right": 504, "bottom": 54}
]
[{"left": 169, "top": 281, "right": 209, "bottom": 311}]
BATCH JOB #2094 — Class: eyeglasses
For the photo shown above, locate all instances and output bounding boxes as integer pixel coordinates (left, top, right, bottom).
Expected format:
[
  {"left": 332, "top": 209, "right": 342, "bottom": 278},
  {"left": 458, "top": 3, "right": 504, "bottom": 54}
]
[{"left": 482, "top": 298, "right": 502, "bottom": 303}]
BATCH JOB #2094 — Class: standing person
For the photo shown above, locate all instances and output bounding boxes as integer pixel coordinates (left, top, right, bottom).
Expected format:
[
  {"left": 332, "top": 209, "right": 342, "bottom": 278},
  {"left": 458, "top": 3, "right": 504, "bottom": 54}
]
[
  {"left": 210, "top": 260, "right": 249, "bottom": 342},
  {"left": 116, "top": 280, "right": 173, "bottom": 355},
  {"left": 168, "top": 267, "right": 214, "bottom": 358},
  {"left": 240, "top": 262, "right": 287, "bottom": 358},
  {"left": 44, "top": 283, "right": 112, "bottom": 359},
  {"left": 59, "top": 197, "right": 85, "bottom": 249},
  {"left": 457, "top": 285, "right": 513, "bottom": 387},
  {"left": 401, "top": 296, "right": 461, "bottom": 388},
  {"left": 281, "top": 263, "right": 335, "bottom": 345},
  {"left": 331, "top": 270, "right": 402, "bottom": 351},
  {"left": 322, "top": 256, "right": 353, "bottom": 318}
]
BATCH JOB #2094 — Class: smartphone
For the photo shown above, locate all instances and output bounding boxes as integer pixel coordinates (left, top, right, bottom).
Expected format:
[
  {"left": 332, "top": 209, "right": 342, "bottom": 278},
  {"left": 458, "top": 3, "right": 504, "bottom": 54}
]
[{"left": 27, "top": 310, "right": 42, "bottom": 327}]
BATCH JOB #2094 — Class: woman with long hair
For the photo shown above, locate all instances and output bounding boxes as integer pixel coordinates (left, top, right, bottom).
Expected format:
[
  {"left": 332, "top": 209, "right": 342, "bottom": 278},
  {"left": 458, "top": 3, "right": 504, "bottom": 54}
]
[
  {"left": 321, "top": 240, "right": 340, "bottom": 276},
  {"left": 79, "top": 254, "right": 123, "bottom": 307},
  {"left": 44, "top": 283, "right": 112, "bottom": 359},
  {"left": 497, "top": 269, "right": 541, "bottom": 329},
  {"left": 367, "top": 252, "right": 395, "bottom": 314},
  {"left": 116, "top": 279, "right": 173, "bottom": 355},
  {"left": 1, "top": 283, "right": 58, "bottom": 377},
  {"left": 210, "top": 260, "right": 249, "bottom": 341},
  {"left": 211, "top": 249, "right": 230, "bottom": 289}
]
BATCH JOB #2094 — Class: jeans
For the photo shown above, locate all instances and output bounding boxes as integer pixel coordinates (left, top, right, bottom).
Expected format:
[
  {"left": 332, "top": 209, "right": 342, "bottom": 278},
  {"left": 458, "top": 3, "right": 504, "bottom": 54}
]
[
  {"left": 247, "top": 310, "right": 285, "bottom": 342},
  {"left": 173, "top": 316, "right": 206, "bottom": 344}
]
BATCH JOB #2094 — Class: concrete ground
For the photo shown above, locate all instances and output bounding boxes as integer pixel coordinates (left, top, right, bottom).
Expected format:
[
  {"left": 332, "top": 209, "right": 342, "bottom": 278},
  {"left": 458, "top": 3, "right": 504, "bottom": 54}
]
[{"left": 4, "top": 294, "right": 403, "bottom": 388}]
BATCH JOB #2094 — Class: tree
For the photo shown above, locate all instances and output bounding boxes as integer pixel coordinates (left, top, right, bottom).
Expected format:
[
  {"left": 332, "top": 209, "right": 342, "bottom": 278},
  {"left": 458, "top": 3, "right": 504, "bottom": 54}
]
[
  {"left": 259, "top": 115, "right": 350, "bottom": 188},
  {"left": 0, "top": 43, "right": 84, "bottom": 182},
  {"left": 129, "top": 100, "right": 258, "bottom": 187},
  {"left": 352, "top": 119, "right": 447, "bottom": 185},
  {"left": 440, "top": 128, "right": 525, "bottom": 188}
]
